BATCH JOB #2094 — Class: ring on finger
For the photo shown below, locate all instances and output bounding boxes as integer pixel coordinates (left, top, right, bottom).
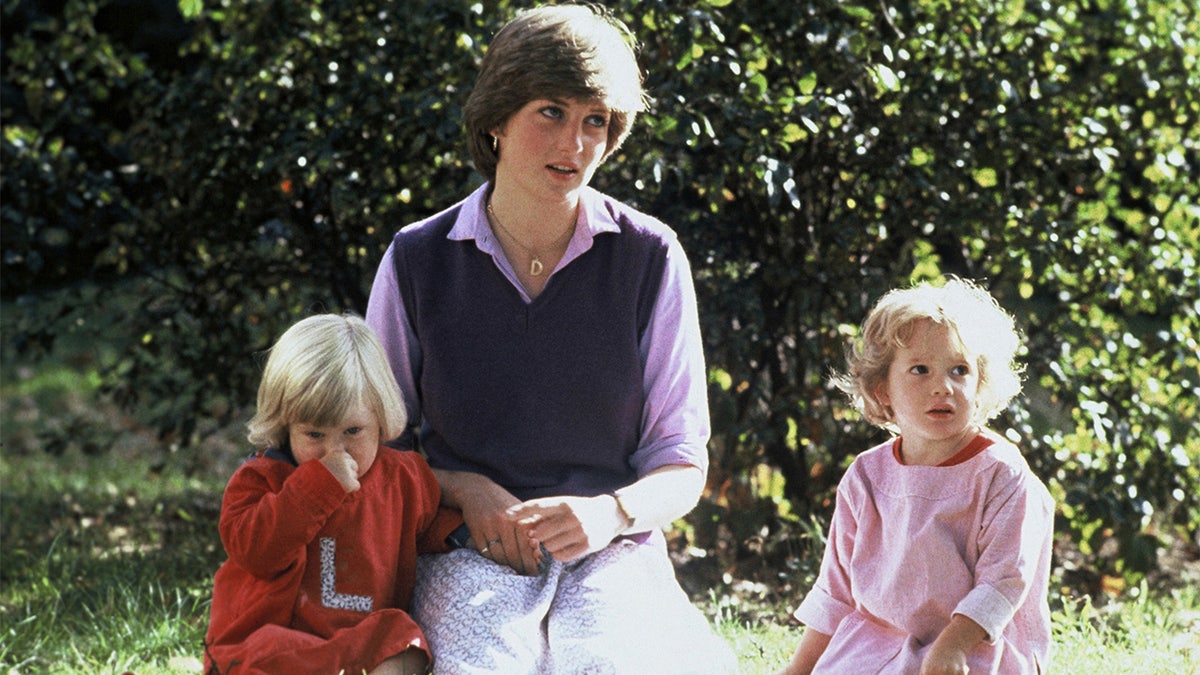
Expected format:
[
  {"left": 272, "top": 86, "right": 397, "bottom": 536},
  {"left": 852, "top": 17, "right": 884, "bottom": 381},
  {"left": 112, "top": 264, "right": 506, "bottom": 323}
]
[{"left": 480, "top": 538, "right": 502, "bottom": 555}]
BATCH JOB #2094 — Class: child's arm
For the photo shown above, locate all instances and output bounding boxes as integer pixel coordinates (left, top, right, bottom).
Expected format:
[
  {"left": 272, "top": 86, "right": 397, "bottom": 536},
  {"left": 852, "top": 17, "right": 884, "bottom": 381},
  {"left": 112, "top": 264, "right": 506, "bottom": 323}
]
[
  {"left": 953, "top": 457, "right": 1055, "bottom": 648},
  {"left": 920, "top": 614, "right": 987, "bottom": 675},
  {"left": 784, "top": 463, "right": 864, "bottom": 675},
  {"left": 417, "top": 507, "right": 466, "bottom": 554},
  {"left": 403, "top": 451, "right": 466, "bottom": 554},
  {"left": 779, "top": 627, "right": 832, "bottom": 675},
  {"left": 219, "top": 459, "right": 347, "bottom": 577}
]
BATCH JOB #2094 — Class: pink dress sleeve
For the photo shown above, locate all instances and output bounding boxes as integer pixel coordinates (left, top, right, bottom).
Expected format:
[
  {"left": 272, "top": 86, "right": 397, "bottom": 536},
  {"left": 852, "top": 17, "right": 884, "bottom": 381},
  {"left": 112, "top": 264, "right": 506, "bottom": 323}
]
[
  {"left": 792, "top": 462, "right": 862, "bottom": 635},
  {"left": 953, "top": 463, "right": 1054, "bottom": 642}
]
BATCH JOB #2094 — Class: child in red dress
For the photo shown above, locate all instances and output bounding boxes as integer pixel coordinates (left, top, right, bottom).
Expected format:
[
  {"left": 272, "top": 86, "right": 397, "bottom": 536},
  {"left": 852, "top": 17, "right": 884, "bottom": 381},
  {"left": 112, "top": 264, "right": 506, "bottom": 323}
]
[{"left": 204, "top": 313, "right": 460, "bottom": 674}]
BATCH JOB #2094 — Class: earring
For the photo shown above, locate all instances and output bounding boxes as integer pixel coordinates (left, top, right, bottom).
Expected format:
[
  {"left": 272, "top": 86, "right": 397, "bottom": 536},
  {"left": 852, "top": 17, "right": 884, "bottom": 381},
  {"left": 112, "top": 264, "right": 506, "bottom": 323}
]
[{"left": 491, "top": 135, "right": 498, "bottom": 153}]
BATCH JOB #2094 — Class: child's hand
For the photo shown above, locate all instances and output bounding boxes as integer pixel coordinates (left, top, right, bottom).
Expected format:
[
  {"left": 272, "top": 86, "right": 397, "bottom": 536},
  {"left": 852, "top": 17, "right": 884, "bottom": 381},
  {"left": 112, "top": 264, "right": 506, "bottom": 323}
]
[
  {"left": 920, "top": 614, "right": 985, "bottom": 675},
  {"left": 919, "top": 646, "right": 968, "bottom": 675},
  {"left": 375, "top": 646, "right": 429, "bottom": 674},
  {"left": 320, "top": 448, "right": 361, "bottom": 493}
]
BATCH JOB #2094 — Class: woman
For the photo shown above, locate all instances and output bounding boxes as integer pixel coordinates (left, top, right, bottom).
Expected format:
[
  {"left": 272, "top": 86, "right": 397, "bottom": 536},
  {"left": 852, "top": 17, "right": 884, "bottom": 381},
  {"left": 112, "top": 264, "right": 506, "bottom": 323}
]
[{"left": 366, "top": 4, "right": 737, "bottom": 673}]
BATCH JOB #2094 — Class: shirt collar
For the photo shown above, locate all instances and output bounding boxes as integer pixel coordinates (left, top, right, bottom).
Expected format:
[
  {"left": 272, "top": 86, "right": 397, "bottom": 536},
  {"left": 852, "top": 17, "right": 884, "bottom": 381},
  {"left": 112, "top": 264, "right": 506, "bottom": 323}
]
[{"left": 447, "top": 183, "right": 621, "bottom": 252}]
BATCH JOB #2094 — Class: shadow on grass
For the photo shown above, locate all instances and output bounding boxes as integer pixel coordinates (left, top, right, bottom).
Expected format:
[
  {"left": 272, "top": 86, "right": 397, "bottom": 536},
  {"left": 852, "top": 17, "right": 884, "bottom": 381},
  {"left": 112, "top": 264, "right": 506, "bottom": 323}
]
[{"left": 0, "top": 451, "right": 226, "bottom": 671}]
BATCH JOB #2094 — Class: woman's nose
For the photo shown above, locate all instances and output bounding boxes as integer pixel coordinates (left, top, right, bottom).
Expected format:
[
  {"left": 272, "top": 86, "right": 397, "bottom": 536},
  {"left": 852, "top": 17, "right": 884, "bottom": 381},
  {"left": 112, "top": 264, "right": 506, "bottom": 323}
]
[{"left": 558, "top": 125, "right": 583, "bottom": 153}]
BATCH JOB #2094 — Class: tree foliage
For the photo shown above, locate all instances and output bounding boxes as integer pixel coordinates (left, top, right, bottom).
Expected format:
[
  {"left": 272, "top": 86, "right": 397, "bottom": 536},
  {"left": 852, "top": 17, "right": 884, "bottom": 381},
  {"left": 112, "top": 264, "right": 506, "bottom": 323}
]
[{"left": 3, "top": 0, "right": 1197, "bottom": 590}]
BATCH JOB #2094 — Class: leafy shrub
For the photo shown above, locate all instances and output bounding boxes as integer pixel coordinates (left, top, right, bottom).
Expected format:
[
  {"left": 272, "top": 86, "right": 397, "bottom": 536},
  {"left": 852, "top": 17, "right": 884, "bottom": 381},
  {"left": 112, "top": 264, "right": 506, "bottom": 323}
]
[{"left": 3, "top": 0, "right": 1197, "bottom": 590}]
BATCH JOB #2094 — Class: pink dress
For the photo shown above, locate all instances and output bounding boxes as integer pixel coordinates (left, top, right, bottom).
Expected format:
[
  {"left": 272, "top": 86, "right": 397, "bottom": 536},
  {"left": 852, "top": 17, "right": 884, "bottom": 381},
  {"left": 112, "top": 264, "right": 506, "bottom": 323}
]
[{"left": 794, "top": 431, "right": 1053, "bottom": 674}]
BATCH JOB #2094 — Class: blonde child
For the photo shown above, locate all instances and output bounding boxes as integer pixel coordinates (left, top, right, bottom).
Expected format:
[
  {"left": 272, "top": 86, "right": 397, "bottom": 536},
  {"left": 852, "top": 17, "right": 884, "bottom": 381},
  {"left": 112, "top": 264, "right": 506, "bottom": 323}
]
[
  {"left": 204, "top": 314, "right": 460, "bottom": 674},
  {"left": 782, "top": 278, "right": 1054, "bottom": 675}
]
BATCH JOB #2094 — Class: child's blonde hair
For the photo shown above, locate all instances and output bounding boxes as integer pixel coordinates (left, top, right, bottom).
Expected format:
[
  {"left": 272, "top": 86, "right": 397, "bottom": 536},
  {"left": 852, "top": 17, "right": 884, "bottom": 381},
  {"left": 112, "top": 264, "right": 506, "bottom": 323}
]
[
  {"left": 833, "top": 277, "right": 1024, "bottom": 433},
  {"left": 247, "top": 313, "right": 406, "bottom": 449}
]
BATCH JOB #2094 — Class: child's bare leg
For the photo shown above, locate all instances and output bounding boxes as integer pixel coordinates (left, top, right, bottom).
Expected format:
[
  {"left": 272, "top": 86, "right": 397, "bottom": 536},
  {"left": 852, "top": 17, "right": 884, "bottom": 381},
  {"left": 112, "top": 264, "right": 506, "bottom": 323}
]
[{"left": 368, "top": 648, "right": 429, "bottom": 675}]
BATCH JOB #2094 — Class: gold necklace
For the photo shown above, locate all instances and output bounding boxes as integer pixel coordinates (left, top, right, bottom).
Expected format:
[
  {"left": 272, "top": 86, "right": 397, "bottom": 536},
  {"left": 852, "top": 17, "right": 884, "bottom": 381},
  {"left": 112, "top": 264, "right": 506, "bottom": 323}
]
[{"left": 486, "top": 201, "right": 575, "bottom": 277}]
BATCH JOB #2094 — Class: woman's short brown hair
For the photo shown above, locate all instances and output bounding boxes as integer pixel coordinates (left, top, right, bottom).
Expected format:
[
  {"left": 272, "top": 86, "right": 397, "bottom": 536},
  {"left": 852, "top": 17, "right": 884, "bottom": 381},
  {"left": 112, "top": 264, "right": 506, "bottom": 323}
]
[{"left": 464, "top": 3, "right": 648, "bottom": 183}]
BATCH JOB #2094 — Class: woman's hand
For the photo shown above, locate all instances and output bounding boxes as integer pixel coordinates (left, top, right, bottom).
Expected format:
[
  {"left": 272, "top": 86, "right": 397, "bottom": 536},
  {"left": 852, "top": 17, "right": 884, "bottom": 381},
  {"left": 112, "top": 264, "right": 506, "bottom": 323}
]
[
  {"left": 435, "top": 468, "right": 543, "bottom": 575},
  {"left": 510, "top": 495, "right": 627, "bottom": 563}
]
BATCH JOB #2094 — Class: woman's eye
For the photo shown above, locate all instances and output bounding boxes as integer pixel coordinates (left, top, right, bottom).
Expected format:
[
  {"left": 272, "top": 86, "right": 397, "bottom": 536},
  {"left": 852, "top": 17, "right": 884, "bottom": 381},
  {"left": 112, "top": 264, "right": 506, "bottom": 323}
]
[
  {"left": 539, "top": 106, "right": 563, "bottom": 119},
  {"left": 305, "top": 431, "right": 324, "bottom": 439},
  {"left": 585, "top": 113, "right": 609, "bottom": 128},
  {"left": 909, "top": 365, "right": 928, "bottom": 375},
  {"left": 345, "top": 427, "right": 363, "bottom": 436},
  {"left": 952, "top": 365, "right": 971, "bottom": 376}
]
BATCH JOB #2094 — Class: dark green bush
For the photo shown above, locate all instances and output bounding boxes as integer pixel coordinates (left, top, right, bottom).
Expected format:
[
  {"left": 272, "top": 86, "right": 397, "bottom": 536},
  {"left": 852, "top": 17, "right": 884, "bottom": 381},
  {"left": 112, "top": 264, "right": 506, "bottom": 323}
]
[{"left": 3, "top": 0, "right": 1197, "bottom": 592}]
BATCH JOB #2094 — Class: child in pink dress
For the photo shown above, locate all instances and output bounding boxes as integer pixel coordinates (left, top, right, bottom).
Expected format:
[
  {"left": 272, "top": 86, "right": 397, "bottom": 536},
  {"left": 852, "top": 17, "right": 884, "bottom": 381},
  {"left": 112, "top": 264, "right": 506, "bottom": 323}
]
[
  {"left": 204, "top": 314, "right": 460, "bottom": 675},
  {"left": 781, "top": 278, "right": 1054, "bottom": 675}
]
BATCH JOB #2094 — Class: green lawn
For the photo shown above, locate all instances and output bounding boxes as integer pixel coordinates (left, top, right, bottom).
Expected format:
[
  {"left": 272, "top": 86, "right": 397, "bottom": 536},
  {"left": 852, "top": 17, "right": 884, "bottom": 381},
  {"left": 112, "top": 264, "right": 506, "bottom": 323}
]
[
  {"left": 2, "top": 358, "right": 1197, "bottom": 673},
  {"left": 2, "top": 449, "right": 1198, "bottom": 673},
  {"left": 715, "top": 593, "right": 1200, "bottom": 675}
]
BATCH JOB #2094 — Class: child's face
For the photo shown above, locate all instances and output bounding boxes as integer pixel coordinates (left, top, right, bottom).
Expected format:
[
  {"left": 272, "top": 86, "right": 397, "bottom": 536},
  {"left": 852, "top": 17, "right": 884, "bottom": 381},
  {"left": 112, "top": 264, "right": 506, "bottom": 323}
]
[
  {"left": 879, "top": 319, "right": 980, "bottom": 458},
  {"left": 288, "top": 399, "right": 380, "bottom": 478}
]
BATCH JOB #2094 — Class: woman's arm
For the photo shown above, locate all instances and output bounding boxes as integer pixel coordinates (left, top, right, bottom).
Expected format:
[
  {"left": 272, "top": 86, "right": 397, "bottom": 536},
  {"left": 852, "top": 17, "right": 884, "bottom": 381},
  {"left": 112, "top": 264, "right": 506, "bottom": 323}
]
[
  {"left": 366, "top": 243, "right": 422, "bottom": 440},
  {"left": 512, "top": 463, "right": 704, "bottom": 563},
  {"left": 612, "top": 463, "right": 705, "bottom": 534},
  {"left": 511, "top": 236, "right": 710, "bottom": 563},
  {"left": 433, "top": 467, "right": 544, "bottom": 575},
  {"left": 627, "top": 236, "right": 711, "bottom": 482}
]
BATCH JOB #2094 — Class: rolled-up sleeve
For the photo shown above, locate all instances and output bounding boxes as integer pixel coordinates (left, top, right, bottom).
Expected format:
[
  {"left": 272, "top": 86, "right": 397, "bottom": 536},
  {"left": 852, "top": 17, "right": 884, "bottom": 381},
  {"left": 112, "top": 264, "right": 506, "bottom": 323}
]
[
  {"left": 954, "top": 468, "right": 1054, "bottom": 642},
  {"left": 629, "top": 236, "right": 710, "bottom": 478},
  {"left": 794, "top": 473, "right": 860, "bottom": 635}
]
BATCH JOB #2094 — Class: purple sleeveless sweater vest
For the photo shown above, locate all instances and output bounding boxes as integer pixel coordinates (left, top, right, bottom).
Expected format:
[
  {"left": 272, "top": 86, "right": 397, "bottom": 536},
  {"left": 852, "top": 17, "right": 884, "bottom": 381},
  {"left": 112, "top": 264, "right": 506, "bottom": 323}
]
[{"left": 391, "top": 199, "right": 668, "bottom": 500}]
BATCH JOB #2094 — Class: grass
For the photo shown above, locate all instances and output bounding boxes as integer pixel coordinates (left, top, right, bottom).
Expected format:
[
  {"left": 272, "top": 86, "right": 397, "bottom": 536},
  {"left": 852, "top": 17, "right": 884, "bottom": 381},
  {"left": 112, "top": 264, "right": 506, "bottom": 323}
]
[
  {"left": 1049, "top": 587, "right": 1200, "bottom": 674},
  {"left": 714, "top": 589, "right": 1200, "bottom": 674},
  {"left": 2, "top": 342, "right": 1198, "bottom": 673},
  {"left": 2, "top": 453, "right": 1198, "bottom": 674},
  {"left": 0, "top": 449, "right": 221, "bottom": 673}
]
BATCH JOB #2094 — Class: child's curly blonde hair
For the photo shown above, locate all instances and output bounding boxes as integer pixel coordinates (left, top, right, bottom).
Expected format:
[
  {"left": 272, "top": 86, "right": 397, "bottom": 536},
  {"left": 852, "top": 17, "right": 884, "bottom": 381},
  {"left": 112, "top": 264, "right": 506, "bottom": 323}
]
[{"left": 832, "top": 278, "right": 1024, "bottom": 433}]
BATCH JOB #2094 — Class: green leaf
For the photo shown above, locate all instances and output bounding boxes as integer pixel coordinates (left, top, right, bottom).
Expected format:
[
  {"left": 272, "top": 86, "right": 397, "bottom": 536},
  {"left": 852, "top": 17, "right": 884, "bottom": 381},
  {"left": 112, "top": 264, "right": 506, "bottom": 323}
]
[{"left": 178, "top": 0, "right": 202, "bottom": 20}]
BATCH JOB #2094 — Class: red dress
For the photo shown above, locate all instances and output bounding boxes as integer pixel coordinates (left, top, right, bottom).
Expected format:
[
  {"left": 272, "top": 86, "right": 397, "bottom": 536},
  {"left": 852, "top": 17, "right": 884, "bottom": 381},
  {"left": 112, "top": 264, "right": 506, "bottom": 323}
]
[{"left": 204, "top": 447, "right": 460, "bottom": 674}]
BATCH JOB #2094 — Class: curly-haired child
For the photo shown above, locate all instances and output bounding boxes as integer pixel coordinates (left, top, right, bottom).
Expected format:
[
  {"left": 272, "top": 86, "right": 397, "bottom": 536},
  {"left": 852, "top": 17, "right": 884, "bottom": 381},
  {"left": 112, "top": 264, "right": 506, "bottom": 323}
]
[{"left": 781, "top": 278, "right": 1054, "bottom": 675}]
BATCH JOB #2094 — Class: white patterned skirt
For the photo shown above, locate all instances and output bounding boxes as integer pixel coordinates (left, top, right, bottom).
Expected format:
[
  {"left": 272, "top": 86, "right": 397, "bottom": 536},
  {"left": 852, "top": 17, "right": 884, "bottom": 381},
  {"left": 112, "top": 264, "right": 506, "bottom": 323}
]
[{"left": 411, "top": 533, "right": 738, "bottom": 674}]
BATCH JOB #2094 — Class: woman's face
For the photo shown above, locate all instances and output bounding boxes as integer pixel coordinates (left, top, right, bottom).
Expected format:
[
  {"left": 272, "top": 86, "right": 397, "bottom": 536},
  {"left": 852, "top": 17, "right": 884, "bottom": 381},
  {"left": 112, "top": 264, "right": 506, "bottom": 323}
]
[{"left": 494, "top": 97, "right": 611, "bottom": 203}]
